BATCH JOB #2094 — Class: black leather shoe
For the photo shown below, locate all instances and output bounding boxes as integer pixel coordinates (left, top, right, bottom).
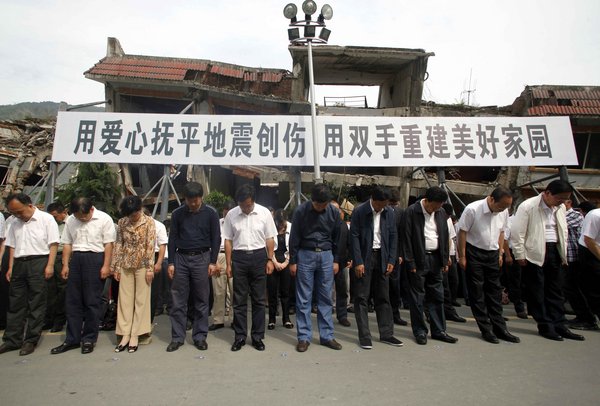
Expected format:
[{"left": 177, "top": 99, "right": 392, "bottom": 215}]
[
  {"left": 252, "top": 339, "right": 265, "bottom": 351},
  {"left": 539, "top": 332, "right": 563, "bottom": 341},
  {"left": 50, "top": 324, "right": 64, "bottom": 333},
  {"left": 482, "top": 332, "right": 500, "bottom": 344},
  {"left": 81, "top": 342, "right": 94, "bottom": 354},
  {"left": 231, "top": 339, "right": 246, "bottom": 352},
  {"left": 166, "top": 341, "right": 183, "bottom": 352},
  {"left": 296, "top": 340, "right": 310, "bottom": 352},
  {"left": 516, "top": 311, "right": 528, "bottom": 319},
  {"left": 446, "top": 313, "right": 467, "bottom": 323},
  {"left": 19, "top": 342, "right": 35, "bottom": 356},
  {"left": 51, "top": 342, "right": 80, "bottom": 354},
  {"left": 208, "top": 323, "right": 224, "bottom": 331},
  {"left": 431, "top": 332, "right": 458, "bottom": 344},
  {"left": 495, "top": 329, "right": 521, "bottom": 343},
  {"left": 0, "top": 343, "right": 19, "bottom": 354},
  {"left": 415, "top": 335, "right": 427, "bottom": 345},
  {"left": 393, "top": 315, "right": 408, "bottom": 326},
  {"left": 320, "top": 339, "right": 342, "bottom": 350},
  {"left": 194, "top": 340, "right": 208, "bottom": 350},
  {"left": 338, "top": 318, "right": 351, "bottom": 327},
  {"left": 557, "top": 329, "right": 585, "bottom": 341},
  {"left": 451, "top": 301, "right": 462, "bottom": 307}
]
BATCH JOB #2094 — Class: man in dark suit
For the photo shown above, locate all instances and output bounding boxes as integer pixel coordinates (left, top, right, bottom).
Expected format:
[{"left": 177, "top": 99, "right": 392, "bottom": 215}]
[
  {"left": 389, "top": 189, "right": 408, "bottom": 326},
  {"left": 350, "top": 187, "right": 403, "bottom": 349},
  {"left": 331, "top": 200, "right": 351, "bottom": 327},
  {"left": 402, "top": 186, "right": 458, "bottom": 345}
]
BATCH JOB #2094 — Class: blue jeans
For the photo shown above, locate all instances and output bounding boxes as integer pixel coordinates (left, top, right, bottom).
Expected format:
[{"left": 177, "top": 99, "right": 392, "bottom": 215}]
[{"left": 295, "top": 249, "right": 335, "bottom": 342}]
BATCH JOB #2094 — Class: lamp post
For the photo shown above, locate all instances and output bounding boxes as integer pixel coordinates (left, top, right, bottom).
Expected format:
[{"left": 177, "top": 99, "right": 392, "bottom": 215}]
[{"left": 284, "top": 1, "right": 333, "bottom": 184}]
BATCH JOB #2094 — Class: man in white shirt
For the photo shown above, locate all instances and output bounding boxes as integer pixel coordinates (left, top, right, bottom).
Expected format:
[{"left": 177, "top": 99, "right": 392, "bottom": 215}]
[
  {"left": 51, "top": 197, "right": 116, "bottom": 355},
  {"left": 511, "top": 180, "right": 584, "bottom": 341},
  {"left": 577, "top": 208, "right": 600, "bottom": 323},
  {"left": 457, "top": 186, "right": 519, "bottom": 344},
  {"left": 224, "top": 184, "right": 276, "bottom": 352},
  {"left": 0, "top": 193, "right": 59, "bottom": 356},
  {"left": 0, "top": 212, "right": 7, "bottom": 330}
]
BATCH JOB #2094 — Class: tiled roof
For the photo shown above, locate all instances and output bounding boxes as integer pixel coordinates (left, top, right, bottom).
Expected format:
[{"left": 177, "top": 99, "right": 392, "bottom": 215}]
[
  {"left": 528, "top": 105, "right": 600, "bottom": 116},
  {"left": 85, "top": 56, "right": 286, "bottom": 83},
  {"left": 526, "top": 86, "right": 600, "bottom": 117}
]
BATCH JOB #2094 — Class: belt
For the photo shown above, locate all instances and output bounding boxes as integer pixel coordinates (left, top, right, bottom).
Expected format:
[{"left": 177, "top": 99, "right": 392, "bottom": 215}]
[
  {"left": 301, "top": 247, "right": 329, "bottom": 252},
  {"left": 546, "top": 242, "right": 557, "bottom": 246},
  {"left": 372, "top": 248, "right": 381, "bottom": 253},
  {"left": 425, "top": 250, "right": 439, "bottom": 255},
  {"left": 14, "top": 254, "right": 48, "bottom": 262},
  {"left": 178, "top": 248, "right": 210, "bottom": 256},
  {"left": 233, "top": 248, "right": 265, "bottom": 255}
]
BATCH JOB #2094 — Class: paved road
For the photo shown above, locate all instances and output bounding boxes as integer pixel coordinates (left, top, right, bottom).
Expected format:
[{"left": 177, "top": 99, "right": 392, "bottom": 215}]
[{"left": 1, "top": 305, "right": 599, "bottom": 406}]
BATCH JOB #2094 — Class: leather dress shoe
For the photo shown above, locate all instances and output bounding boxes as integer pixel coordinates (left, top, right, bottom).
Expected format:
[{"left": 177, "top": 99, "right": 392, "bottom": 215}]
[
  {"left": 451, "top": 301, "right": 462, "bottom": 307},
  {"left": 516, "top": 311, "right": 528, "bottom": 319},
  {"left": 482, "top": 332, "right": 500, "bottom": 344},
  {"left": 252, "top": 339, "right": 265, "bottom": 351},
  {"left": 296, "top": 340, "right": 310, "bottom": 352},
  {"left": 431, "top": 332, "right": 458, "bottom": 344},
  {"left": 81, "top": 342, "right": 94, "bottom": 354},
  {"left": 557, "top": 329, "right": 585, "bottom": 341},
  {"left": 208, "top": 323, "right": 224, "bottom": 331},
  {"left": 539, "top": 332, "right": 563, "bottom": 341},
  {"left": 338, "top": 318, "right": 351, "bottom": 327},
  {"left": 0, "top": 343, "right": 19, "bottom": 354},
  {"left": 393, "top": 315, "right": 408, "bottom": 326},
  {"left": 166, "top": 341, "right": 183, "bottom": 352},
  {"left": 51, "top": 342, "right": 79, "bottom": 354},
  {"left": 415, "top": 335, "right": 427, "bottom": 345},
  {"left": 320, "top": 339, "right": 342, "bottom": 350},
  {"left": 19, "top": 342, "right": 35, "bottom": 356},
  {"left": 495, "top": 330, "right": 521, "bottom": 343},
  {"left": 446, "top": 313, "right": 467, "bottom": 323},
  {"left": 194, "top": 340, "right": 208, "bottom": 350},
  {"left": 231, "top": 339, "right": 246, "bottom": 352}
]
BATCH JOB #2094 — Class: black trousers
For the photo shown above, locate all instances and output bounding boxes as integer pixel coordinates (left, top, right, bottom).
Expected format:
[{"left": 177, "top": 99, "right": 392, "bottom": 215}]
[
  {"left": 443, "top": 255, "right": 460, "bottom": 317},
  {"left": 232, "top": 249, "right": 267, "bottom": 341},
  {"left": 352, "top": 252, "right": 393, "bottom": 341},
  {"left": 389, "top": 261, "right": 402, "bottom": 316},
  {"left": 465, "top": 244, "right": 506, "bottom": 334},
  {"left": 504, "top": 249, "right": 525, "bottom": 313},
  {"left": 334, "top": 267, "right": 349, "bottom": 321},
  {"left": 150, "top": 257, "right": 170, "bottom": 322},
  {"left": 45, "top": 256, "right": 66, "bottom": 328},
  {"left": 407, "top": 253, "right": 446, "bottom": 337},
  {"left": 564, "top": 260, "right": 595, "bottom": 323},
  {"left": 267, "top": 263, "right": 291, "bottom": 324},
  {"left": 65, "top": 252, "right": 105, "bottom": 345},
  {"left": 3, "top": 256, "right": 48, "bottom": 348},
  {"left": 0, "top": 249, "right": 9, "bottom": 329},
  {"left": 579, "top": 245, "right": 600, "bottom": 320},
  {"left": 523, "top": 243, "right": 567, "bottom": 334}
]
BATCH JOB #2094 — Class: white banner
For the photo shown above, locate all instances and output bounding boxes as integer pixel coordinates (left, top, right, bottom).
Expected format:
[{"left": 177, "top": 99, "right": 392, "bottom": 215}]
[{"left": 53, "top": 112, "right": 578, "bottom": 167}]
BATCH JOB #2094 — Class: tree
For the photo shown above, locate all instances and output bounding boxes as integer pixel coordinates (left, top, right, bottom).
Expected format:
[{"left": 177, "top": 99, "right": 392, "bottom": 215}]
[
  {"left": 56, "top": 163, "right": 121, "bottom": 219},
  {"left": 204, "top": 190, "right": 233, "bottom": 214}
]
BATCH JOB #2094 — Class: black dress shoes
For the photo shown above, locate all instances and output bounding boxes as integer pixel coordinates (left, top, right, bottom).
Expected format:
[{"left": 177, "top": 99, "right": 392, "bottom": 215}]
[
  {"left": 516, "top": 311, "right": 528, "bottom": 319},
  {"left": 231, "top": 339, "right": 246, "bottom": 352},
  {"left": 495, "top": 330, "right": 521, "bottom": 343},
  {"left": 166, "top": 341, "right": 184, "bottom": 352},
  {"left": 446, "top": 313, "right": 467, "bottom": 323},
  {"left": 431, "top": 332, "right": 458, "bottom": 344},
  {"left": 81, "top": 342, "right": 94, "bottom": 354},
  {"left": 0, "top": 343, "right": 18, "bottom": 354},
  {"left": 320, "top": 339, "right": 342, "bottom": 350},
  {"left": 296, "top": 340, "right": 310, "bottom": 352},
  {"left": 393, "top": 315, "right": 408, "bottom": 326},
  {"left": 482, "top": 332, "right": 500, "bottom": 344},
  {"left": 557, "top": 329, "right": 585, "bottom": 341},
  {"left": 338, "top": 318, "right": 351, "bottom": 327},
  {"left": 415, "top": 335, "right": 427, "bottom": 345},
  {"left": 19, "top": 342, "right": 35, "bottom": 356},
  {"left": 194, "top": 340, "right": 208, "bottom": 350},
  {"left": 251, "top": 339, "right": 265, "bottom": 351},
  {"left": 539, "top": 332, "right": 564, "bottom": 341},
  {"left": 51, "top": 342, "right": 79, "bottom": 354},
  {"left": 208, "top": 323, "right": 224, "bottom": 331}
]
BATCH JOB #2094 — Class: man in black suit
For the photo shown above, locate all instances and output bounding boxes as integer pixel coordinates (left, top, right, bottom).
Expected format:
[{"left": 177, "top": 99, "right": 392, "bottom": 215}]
[
  {"left": 350, "top": 187, "right": 403, "bottom": 349},
  {"left": 402, "top": 186, "right": 458, "bottom": 345},
  {"left": 331, "top": 200, "right": 351, "bottom": 327}
]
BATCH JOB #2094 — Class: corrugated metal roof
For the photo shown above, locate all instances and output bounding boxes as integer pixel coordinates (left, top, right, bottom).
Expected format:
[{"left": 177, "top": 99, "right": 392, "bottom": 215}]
[{"left": 528, "top": 105, "right": 600, "bottom": 116}]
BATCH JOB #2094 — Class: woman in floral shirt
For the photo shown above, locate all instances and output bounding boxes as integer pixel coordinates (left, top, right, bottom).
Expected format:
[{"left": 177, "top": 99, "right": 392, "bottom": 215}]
[{"left": 111, "top": 196, "right": 156, "bottom": 353}]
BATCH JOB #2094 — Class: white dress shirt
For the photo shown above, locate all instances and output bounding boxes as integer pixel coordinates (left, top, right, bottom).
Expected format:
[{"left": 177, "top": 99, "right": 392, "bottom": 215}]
[
  {"left": 153, "top": 218, "right": 168, "bottom": 259},
  {"left": 370, "top": 201, "right": 382, "bottom": 249},
  {"left": 540, "top": 199, "right": 558, "bottom": 243},
  {"left": 448, "top": 218, "right": 457, "bottom": 256},
  {"left": 579, "top": 208, "right": 600, "bottom": 246},
  {"left": 420, "top": 200, "right": 439, "bottom": 251},
  {"left": 61, "top": 207, "right": 116, "bottom": 252},
  {"left": 222, "top": 203, "right": 277, "bottom": 250},
  {"left": 5, "top": 208, "right": 60, "bottom": 257},
  {"left": 458, "top": 197, "right": 508, "bottom": 251}
]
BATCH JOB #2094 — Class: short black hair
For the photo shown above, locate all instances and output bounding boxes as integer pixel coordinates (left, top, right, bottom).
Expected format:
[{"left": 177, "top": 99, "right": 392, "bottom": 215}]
[
  {"left": 371, "top": 186, "right": 391, "bottom": 202},
  {"left": 491, "top": 186, "right": 513, "bottom": 201},
  {"left": 47, "top": 202, "right": 65, "bottom": 213},
  {"left": 311, "top": 184, "right": 333, "bottom": 203},
  {"left": 183, "top": 182, "right": 204, "bottom": 198},
  {"left": 578, "top": 201, "right": 597, "bottom": 214},
  {"left": 424, "top": 186, "right": 448, "bottom": 203},
  {"left": 70, "top": 197, "right": 93, "bottom": 214},
  {"left": 5, "top": 193, "right": 32, "bottom": 206},
  {"left": 119, "top": 195, "right": 143, "bottom": 217},
  {"left": 389, "top": 188, "right": 401, "bottom": 204},
  {"left": 442, "top": 203, "right": 454, "bottom": 217},
  {"left": 235, "top": 184, "right": 255, "bottom": 203},
  {"left": 545, "top": 180, "right": 572, "bottom": 195}
]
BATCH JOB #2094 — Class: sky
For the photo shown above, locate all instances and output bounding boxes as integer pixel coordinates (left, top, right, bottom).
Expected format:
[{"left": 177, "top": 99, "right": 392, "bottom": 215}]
[{"left": 1, "top": 0, "right": 599, "bottom": 108}]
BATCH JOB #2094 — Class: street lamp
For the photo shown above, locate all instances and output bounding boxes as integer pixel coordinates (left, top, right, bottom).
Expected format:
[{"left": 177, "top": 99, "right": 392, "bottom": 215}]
[{"left": 284, "top": 1, "right": 333, "bottom": 184}]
